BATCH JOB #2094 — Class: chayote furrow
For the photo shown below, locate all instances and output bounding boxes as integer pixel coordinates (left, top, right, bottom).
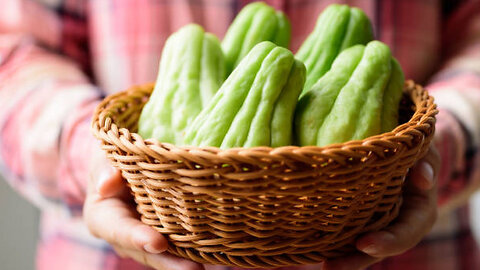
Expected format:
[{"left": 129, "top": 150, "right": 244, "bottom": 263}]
[
  {"left": 381, "top": 59, "right": 405, "bottom": 133},
  {"left": 184, "top": 41, "right": 306, "bottom": 148},
  {"left": 295, "top": 41, "right": 405, "bottom": 147},
  {"left": 294, "top": 45, "right": 365, "bottom": 146},
  {"left": 222, "top": 2, "right": 291, "bottom": 74},
  {"left": 137, "top": 24, "right": 226, "bottom": 144},
  {"left": 270, "top": 60, "right": 306, "bottom": 147},
  {"left": 296, "top": 4, "right": 374, "bottom": 93},
  {"left": 272, "top": 11, "right": 291, "bottom": 48}
]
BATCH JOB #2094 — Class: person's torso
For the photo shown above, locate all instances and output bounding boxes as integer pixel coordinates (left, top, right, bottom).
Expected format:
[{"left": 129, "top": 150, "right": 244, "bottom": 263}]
[{"left": 85, "top": 0, "right": 442, "bottom": 94}]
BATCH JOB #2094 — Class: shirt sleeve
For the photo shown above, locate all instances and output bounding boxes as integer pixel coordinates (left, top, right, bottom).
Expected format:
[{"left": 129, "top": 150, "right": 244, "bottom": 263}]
[
  {"left": 0, "top": 0, "right": 102, "bottom": 215},
  {"left": 425, "top": 1, "right": 480, "bottom": 207},
  {"left": 0, "top": 34, "right": 101, "bottom": 215}
]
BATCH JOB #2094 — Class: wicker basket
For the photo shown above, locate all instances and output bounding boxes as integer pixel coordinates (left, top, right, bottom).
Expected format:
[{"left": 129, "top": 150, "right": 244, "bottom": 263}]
[{"left": 91, "top": 80, "right": 437, "bottom": 268}]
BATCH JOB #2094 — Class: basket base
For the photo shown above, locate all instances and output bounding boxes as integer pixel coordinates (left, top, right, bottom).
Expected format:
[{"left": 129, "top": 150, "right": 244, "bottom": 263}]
[
  {"left": 167, "top": 246, "right": 332, "bottom": 268},
  {"left": 142, "top": 197, "right": 403, "bottom": 268}
]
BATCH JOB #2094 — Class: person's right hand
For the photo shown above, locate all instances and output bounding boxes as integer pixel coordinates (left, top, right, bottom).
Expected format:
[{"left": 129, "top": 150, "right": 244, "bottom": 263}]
[{"left": 84, "top": 151, "right": 205, "bottom": 270}]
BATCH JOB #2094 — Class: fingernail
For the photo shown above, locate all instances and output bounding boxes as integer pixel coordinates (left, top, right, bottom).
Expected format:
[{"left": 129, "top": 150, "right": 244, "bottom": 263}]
[
  {"left": 144, "top": 243, "right": 162, "bottom": 254},
  {"left": 420, "top": 162, "right": 434, "bottom": 189},
  {"left": 361, "top": 244, "right": 378, "bottom": 255}
]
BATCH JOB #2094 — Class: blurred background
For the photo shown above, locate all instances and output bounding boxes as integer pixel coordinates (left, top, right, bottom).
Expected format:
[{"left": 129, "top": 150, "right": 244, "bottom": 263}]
[
  {"left": 0, "top": 176, "right": 39, "bottom": 270},
  {"left": 1, "top": 0, "right": 480, "bottom": 270}
]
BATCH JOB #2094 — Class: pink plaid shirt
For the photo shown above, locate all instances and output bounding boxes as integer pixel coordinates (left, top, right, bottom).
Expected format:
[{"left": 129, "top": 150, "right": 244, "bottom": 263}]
[{"left": 1, "top": 0, "right": 480, "bottom": 269}]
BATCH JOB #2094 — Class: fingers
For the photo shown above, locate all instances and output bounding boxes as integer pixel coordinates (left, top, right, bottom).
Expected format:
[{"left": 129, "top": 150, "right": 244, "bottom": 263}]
[
  {"left": 356, "top": 187, "right": 437, "bottom": 257},
  {"left": 85, "top": 148, "right": 191, "bottom": 267},
  {"left": 112, "top": 245, "right": 205, "bottom": 270},
  {"left": 355, "top": 147, "right": 439, "bottom": 257},
  {"left": 88, "top": 147, "right": 129, "bottom": 198},
  {"left": 407, "top": 145, "right": 440, "bottom": 192},
  {"left": 355, "top": 206, "right": 434, "bottom": 258},
  {"left": 96, "top": 169, "right": 130, "bottom": 198},
  {"left": 409, "top": 161, "right": 435, "bottom": 190},
  {"left": 323, "top": 252, "right": 380, "bottom": 270},
  {"left": 84, "top": 196, "right": 169, "bottom": 253}
]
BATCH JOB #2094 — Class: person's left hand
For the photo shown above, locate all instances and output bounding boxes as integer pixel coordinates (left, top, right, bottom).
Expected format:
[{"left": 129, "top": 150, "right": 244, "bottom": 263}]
[{"left": 323, "top": 145, "right": 440, "bottom": 270}]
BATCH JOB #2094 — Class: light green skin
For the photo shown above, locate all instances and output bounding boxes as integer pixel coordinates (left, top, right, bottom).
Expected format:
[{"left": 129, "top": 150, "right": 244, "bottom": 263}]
[
  {"left": 273, "top": 11, "right": 291, "bottom": 48},
  {"left": 296, "top": 4, "right": 374, "bottom": 93},
  {"left": 184, "top": 41, "right": 306, "bottom": 148},
  {"left": 221, "top": 2, "right": 291, "bottom": 74},
  {"left": 295, "top": 41, "right": 404, "bottom": 147},
  {"left": 138, "top": 24, "right": 226, "bottom": 144},
  {"left": 381, "top": 59, "right": 405, "bottom": 132}
]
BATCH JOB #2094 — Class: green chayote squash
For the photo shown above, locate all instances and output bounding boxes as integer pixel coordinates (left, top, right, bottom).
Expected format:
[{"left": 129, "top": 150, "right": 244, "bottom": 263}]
[
  {"left": 138, "top": 24, "right": 226, "bottom": 144},
  {"left": 294, "top": 41, "right": 405, "bottom": 147},
  {"left": 381, "top": 59, "right": 405, "bottom": 133},
  {"left": 222, "top": 2, "right": 291, "bottom": 74},
  {"left": 184, "top": 41, "right": 306, "bottom": 148},
  {"left": 296, "top": 4, "right": 374, "bottom": 93}
]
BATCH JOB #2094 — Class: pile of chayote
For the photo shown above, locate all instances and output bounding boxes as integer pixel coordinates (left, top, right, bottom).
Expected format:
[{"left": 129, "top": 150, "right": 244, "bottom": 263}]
[{"left": 138, "top": 2, "right": 405, "bottom": 148}]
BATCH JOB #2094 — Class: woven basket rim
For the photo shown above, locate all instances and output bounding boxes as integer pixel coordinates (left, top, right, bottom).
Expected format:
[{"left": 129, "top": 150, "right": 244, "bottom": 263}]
[{"left": 92, "top": 80, "right": 437, "bottom": 161}]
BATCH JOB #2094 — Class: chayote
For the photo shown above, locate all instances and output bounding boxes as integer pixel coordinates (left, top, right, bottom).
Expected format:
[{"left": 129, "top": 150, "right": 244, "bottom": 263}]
[
  {"left": 296, "top": 4, "right": 374, "bottom": 93},
  {"left": 294, "top": 41, "right": 405, "bottom": 147},
  {"left": 222, "top": 2, "right": 291, "bottom": 74},
  {"left": 138, "top": 24, "right": 226, "bottom": 144},
  {"left": 381, "top": 59, "right": 405, "bottom": 133},
  {"left": 184, "top": 41, "right": 306, "bottom": 148}
]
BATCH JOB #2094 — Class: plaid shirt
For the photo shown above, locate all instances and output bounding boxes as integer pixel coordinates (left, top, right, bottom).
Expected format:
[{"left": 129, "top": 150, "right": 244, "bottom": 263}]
[{"left": 1, "top": 0, "right": 480, "bottom": 269}]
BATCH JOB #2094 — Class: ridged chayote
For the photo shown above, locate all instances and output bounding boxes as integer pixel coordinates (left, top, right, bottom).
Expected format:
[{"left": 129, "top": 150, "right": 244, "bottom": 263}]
[
  {"left": 222, "top": 2, "right": 291, "bottom": 74},
  {"left": 294, "top": 41, "right": 405, "bottom": 147},
  {"left": 184, "top": 41, "right": 306, "bottom": 148},
  {"left": 138, "top": 24, "right": 226, "bottom": 144},
  {"left": 296, "top": 4, "right": 374, "bottom": 93}
]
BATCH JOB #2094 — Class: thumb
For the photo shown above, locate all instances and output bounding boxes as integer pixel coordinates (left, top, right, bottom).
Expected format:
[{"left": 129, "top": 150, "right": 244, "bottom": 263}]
[
  {"left": 88, "top": 147, "right": 128, "bottom": 198},
  {"left": 97, "top": 168, "right": 127, "bottom": 198}
]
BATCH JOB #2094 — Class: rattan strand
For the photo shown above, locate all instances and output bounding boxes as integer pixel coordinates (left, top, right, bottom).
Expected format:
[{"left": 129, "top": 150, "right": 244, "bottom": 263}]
[{"left": 92, "top": 80, "right": 437, "bottom": 268}]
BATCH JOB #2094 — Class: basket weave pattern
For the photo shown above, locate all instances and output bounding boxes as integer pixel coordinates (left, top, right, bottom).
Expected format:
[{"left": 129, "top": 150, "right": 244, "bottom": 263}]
[{"left": 92, "top": 80, "right": 437, "bottom": 268}]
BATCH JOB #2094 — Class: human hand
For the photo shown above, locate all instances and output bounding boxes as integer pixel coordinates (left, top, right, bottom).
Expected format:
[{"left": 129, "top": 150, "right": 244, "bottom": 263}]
[
  {"left": 84, "top": 151, "right": 205, "bottom": 270},
  {"left": 323, "top": 146, "right": 440, "bottom": 270}
]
